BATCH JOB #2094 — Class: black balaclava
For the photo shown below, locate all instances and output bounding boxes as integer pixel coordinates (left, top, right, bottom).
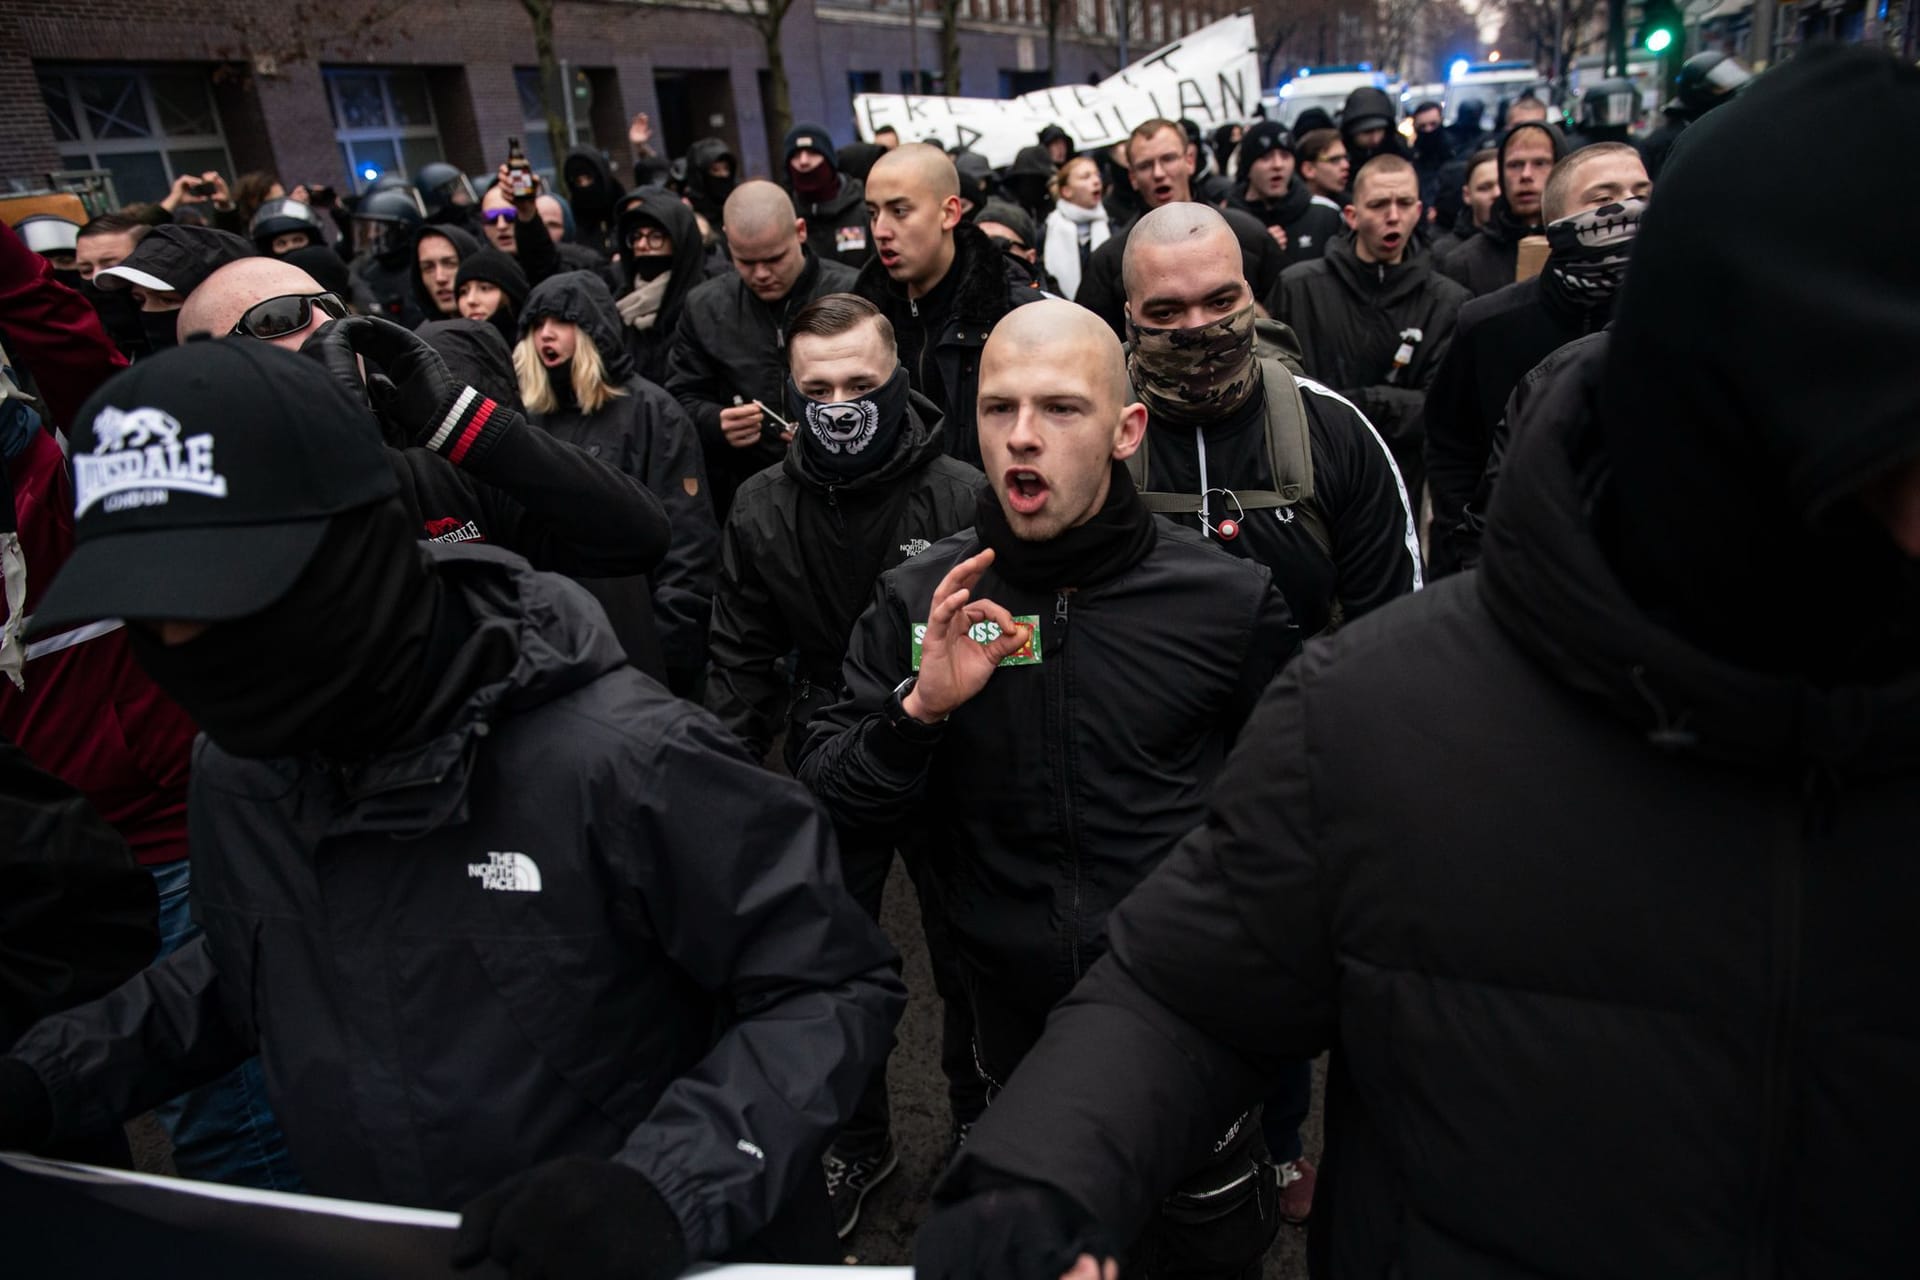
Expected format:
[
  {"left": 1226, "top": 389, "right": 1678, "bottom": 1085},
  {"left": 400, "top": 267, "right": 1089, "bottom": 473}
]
[
  {"left": 127, "top": 498, "right": 469, "bottom": 761},
  {"left": 83, "top": 280, "right": 152, "bottom": 359},
  {"left": 786, "top": 367, "right": 910, "bottom": 479},
  {"left": 139, "top": 308, "right": 180, "bottom": 353},
  {"left": 1596, "top": 44, "right": 1920, "bottom": 684}
]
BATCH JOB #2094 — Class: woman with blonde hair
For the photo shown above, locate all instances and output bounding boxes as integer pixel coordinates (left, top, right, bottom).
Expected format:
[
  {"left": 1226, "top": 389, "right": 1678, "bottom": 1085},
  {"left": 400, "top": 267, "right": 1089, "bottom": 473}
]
[
  {"left": 1041, "top": 155, "right": 1111, "bottom": 302},
  {"left": 515, "top": 271, "right": 718, "bottom": 693}
]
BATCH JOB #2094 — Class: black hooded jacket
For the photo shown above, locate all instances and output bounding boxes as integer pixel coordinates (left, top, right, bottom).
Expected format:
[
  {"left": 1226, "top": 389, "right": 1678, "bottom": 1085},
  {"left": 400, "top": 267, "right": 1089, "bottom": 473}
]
[
  {"left": 1339, "top": 87, "right": 1411, "bottom": 168},
  {"left": 1225, "top": 178, "right": 1346, "bottom": 268},
  {"left": 790, "top": 176, "right": 872, "bottom": 271},
  {"left": 409, "top": 223, "right": 482, "bottom": 324},
  {"left": 704, "top": 392, "right": 983, "bottom": 764},
  {"left": 560, "top": 146, "right": 623, "bottom": 256},
  {"left": 1424, "top": 265, "right": 1619, "bottom": 580},
  {"left": 452, "top": 248, "right": 528, "bottom": 348},
  {"left": 7, "top": 543, "right": 904, "bottom": 1257},
  {"left": 614, "top": 193, "right": 710, "bottom": 387},
  {"left": 1075, "top": 203, "right": 1283, "bottom": 341},
  {"left": 852, "top": 222, "right": 1044, "bottom": 469},
  {"left": 1437, "top": 123, "right": 1566, "bottom": 297},
  {"left": 520, "top": 271, "right": 720, "bottom": 691},
  {"left": 683, "top": 138, "right": 738, "bottom": 230},
  {"left": 664, "top": 251, "right": 860, "bottom": 514},
  {"left": 1268, "top": 234, "right": 1470, "bottom": 493},
  {"left": 931, "top": 48, "right": 1920, "bottom": 1278}
]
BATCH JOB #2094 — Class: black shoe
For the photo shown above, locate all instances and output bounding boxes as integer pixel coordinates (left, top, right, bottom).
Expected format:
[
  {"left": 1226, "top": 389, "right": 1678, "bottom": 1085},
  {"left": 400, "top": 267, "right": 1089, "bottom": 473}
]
[{"left": 825, "top": 1133, "right": 898, "bottom": 1239}]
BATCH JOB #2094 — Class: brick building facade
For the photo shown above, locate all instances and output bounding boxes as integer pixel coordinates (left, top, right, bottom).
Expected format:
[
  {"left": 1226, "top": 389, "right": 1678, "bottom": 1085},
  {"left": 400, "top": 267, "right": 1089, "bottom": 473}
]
[{"left": 0, "top": 0, "right": 1238, "bottom": 208}]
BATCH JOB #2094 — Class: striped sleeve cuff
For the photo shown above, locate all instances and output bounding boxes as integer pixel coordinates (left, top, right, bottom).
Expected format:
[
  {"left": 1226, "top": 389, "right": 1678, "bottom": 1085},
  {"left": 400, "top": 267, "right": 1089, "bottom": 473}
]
[{"left": 422, "top": 385, "right": 509, "bottom": 467}]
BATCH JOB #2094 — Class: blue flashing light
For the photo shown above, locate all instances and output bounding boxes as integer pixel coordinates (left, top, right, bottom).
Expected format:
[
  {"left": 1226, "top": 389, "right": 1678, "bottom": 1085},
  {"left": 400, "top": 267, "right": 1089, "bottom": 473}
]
[
  {"left": 1358, "top": 62, "right": 1371, "bottom": 71},
  {"left": 360, "top": 164, "right": 382, "bottom": 182},
  {"left": 1449, "top": 58, "right": 1471, "bottom": 82},
  {"left": 1299, "top": 66, "right": 1311, "bottom": 77}
]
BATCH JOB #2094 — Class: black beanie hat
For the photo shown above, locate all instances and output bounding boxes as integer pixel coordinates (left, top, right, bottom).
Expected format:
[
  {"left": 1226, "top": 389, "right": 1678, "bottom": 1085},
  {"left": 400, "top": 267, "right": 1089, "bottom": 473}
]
[
  {"left": 1236, "top": 121, "right": 1296, "bottom": 184},
  {"left": 454, "top": 247, "right": 530, "bottom": 315},
  {"left": 783, "top": 123, "right": 838, "bottom": 174}
]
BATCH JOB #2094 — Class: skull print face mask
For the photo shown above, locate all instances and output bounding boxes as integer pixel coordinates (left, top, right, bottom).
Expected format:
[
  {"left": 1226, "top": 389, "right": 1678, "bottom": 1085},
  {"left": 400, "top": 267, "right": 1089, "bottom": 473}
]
[{"left": 787, "top": 366, "right": 911, "bottom": 478}]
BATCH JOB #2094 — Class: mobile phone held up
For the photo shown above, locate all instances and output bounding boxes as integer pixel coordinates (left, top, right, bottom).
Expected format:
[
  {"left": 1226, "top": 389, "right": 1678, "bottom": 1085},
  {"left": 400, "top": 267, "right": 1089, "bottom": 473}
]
[{"left": 506, "top": 137, "right": 537, "bottom": 199}]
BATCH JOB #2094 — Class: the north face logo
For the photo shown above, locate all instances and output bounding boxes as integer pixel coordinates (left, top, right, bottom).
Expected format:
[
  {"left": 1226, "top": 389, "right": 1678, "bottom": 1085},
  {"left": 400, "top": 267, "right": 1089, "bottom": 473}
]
[
  {"left": 900, "top": 538, "right": 931, "bottom": 557},
  {"left": 468, "top": 851, "right": 542, "bottom": 892},
  {"left": 74, "top": 406, "right": 228, "bottom": 516}
]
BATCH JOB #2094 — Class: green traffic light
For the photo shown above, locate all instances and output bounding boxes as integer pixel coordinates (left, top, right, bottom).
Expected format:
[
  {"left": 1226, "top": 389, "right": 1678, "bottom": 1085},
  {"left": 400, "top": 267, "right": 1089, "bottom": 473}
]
[{"left": 1645, "top": 27, "right": 1674, "bottom": 51}]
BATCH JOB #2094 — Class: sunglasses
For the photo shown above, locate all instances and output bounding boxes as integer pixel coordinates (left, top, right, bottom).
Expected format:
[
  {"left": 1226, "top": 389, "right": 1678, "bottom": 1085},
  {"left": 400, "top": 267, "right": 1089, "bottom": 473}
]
[
  {"left": 482, "top": 207, "right": 518, "bottom": 224},
  {"left": 229, "top": 291, "right": 347, "bottom": 340}
]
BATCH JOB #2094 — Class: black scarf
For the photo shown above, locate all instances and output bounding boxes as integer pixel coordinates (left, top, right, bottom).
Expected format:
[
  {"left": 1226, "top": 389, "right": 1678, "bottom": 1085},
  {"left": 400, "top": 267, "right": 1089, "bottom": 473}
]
[
  {"left": 787, "top": 367, "right": 910, "bottom": 479},
  {"left": 128, "top": 499, "right": 468, "bottom": 761},
  {"left": 974, "top": 459, "right": 1158, "bottom": 593}
]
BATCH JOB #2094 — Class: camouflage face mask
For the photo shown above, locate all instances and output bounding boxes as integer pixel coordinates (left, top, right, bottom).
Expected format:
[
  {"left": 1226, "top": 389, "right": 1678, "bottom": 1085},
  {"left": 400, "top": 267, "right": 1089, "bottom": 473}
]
[{"left": 1127, "top": 302, "right": 1259, "bottom": 426}]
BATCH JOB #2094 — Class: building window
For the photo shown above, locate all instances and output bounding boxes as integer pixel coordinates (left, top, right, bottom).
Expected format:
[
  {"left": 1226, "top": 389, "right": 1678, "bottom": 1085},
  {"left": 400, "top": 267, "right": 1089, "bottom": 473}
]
[
  {"left": 37, "top": 65, "right": 234, "bottom": 207},
  {"left": 514, "top": 68, "right": 595, "bottom": 181},
  {"left": 849, "top": 70, "right": 884, "bottom": 100},
  {"left": 324, "top": 67, "right": 444, "bottom": 191}
]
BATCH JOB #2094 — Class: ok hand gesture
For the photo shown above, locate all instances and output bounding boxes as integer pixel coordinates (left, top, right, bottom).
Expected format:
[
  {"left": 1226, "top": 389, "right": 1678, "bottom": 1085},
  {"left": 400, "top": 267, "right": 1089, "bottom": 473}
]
[{"left": 902, "top": 548, "right": 1031, "bottom": 724}]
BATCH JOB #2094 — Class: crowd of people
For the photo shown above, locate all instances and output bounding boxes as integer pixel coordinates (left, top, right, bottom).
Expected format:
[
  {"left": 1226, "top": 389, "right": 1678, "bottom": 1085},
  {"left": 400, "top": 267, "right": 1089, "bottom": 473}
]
[{"left": 0, "top": 37, "right": 1915, "bottom": 1280}]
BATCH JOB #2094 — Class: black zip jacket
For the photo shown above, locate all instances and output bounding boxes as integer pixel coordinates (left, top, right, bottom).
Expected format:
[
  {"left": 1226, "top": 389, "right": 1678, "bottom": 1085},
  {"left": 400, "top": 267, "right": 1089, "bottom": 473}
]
[
  {"left": 664, "top": 253, "right": 860, "bottom": 513},
  {"left": 937, "top": 338, "right": 1920, "bottom": 1277},
  {"left": 789, "top": 176, "right": 872, "bottom": 270},
  {"left": 704, "top": 394, "right": 982, "bottom": 763},
  {"left": 1224, "top": 179, "right": 1345, "bottom": 268},
  {"left": 1141, "top": 370, "right": 1420, "bottom": 639},
  {"left": 795, "top": 526, "right": 1296, "bottom": 1062},
  {"left": 1075, "top": 205, "right": 1283, "bottom": 340},
  {"left": 853, "top": 223, "right": 1044, "bottom": 469},
  {"left": 521, "top": 272, "right": 720, "bottom": 691},
  {"left": 1423, "top": 271, "right": 1615, "bottom": 579},
  {"left": 1268, "top": 235, "right": 1470, "bottom": 496},
  {"left": 0, "top": 743, "right": 157, "bottom": 1052},
  {"left": 6, "top": 545, "right": 905, "bottom": 1258}
]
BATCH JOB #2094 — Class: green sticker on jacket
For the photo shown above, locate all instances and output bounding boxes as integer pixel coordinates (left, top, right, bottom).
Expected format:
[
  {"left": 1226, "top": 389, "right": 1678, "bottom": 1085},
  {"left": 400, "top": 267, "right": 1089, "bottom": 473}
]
[{"left": 911, "top": 615, "right": 1042, "bottom": 670}]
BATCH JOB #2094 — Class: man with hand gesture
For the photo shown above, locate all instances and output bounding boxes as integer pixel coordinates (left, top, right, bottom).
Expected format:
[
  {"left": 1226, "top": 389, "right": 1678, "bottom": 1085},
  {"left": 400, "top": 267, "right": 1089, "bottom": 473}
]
[{"left": 798, "top": 299, "right": 1297, "bottom": 1275}]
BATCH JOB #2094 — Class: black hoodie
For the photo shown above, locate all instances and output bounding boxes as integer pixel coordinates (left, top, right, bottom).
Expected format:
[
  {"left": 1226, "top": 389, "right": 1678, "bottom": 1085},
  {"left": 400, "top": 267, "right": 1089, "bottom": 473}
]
[
  {"left": 682, "top": 137, "right": 738, "bottom": 230},
  {"left": 704, "top": 389, "right": 983, "bottom": 763},
  {"left": 1225, "top": 177, "right": 1345, "bottom": 268},
  {"left": 1339, "top": 86, "right": 1411, "bottom": 169},
  {"left": 612, "top": 191, "right": 709, "bottom": 386},
  {"left": 519, "top": 271, "right": 719, "bottom": 692},
  {"left": 409, "top": 223, "right": 481, "bottom": 324},
  {"left": 1437, "top": 122, "right": 1566, "bottom": 297},
  {"left": 560, "top": 146, "right": 623, "bottom": 256}
]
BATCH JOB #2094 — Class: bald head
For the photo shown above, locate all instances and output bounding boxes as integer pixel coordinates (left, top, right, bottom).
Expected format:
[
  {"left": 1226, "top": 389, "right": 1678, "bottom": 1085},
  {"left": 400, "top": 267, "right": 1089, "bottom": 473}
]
[
  {"left": 986, "top": 300, "right": 1130, "bottom": 411},
  {"left": 1121, "top": 203, "right": 1240, "bottom": 299},
  {"left": 868, "top": 143, "right": 960, "bottom": 202},
  {"left": 725, "top": 180, "right": 803, "bottom": 240},
  {"left": 180, "top": 256, "right": 327, "bottom": 349},
  {"left": 978, "top": 300, "right": 1145, "bottom": 541}
]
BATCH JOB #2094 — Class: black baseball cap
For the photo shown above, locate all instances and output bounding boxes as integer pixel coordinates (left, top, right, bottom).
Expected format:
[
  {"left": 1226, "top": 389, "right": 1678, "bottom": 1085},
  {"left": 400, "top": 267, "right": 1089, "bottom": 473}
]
[
  {"left": 27, "top": 341, "right": 396, "bottom": 637},
  {"left": 94, "top": 224, "right": 255, "bottom": 295}
]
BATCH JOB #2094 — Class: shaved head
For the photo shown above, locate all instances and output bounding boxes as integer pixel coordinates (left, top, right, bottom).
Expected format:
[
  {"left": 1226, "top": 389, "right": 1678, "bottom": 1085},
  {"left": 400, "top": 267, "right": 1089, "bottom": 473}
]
[
  {"left": 868, "top": 143, "right": 960, "bottom": 202},
  {"left": 725, "top": 179, "right": 802, "bottom": 239},
  {"left": 1121, "top": 202, "right": 1238, "bottom": 297},
  {"left": 180, "top": 256, "right": 326, "bottom": 345},
  {"left": 978, "top": 300, "right": 1146, "bottom": 541},
  {"left": 987, "top": 300, "right": 1130, "bottom": 411}
]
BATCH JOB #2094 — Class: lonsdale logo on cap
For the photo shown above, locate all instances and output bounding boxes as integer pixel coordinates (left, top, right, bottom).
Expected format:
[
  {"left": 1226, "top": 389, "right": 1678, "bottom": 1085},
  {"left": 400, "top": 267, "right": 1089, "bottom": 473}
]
[{"left": 74, "top": 406, "right": 228, "bottom": 517}]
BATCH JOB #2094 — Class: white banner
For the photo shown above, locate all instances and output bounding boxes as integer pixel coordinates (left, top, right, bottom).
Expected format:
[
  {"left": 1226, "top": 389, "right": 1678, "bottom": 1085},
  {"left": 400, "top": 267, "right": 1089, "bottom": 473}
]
[{"left": 854, "top": 13, "right": 1260, "bottom": 168}]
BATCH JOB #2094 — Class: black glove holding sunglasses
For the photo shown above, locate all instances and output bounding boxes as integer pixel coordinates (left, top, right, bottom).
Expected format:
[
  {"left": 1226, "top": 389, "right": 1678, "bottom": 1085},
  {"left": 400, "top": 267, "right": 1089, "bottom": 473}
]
[{"left": 301, "top": 315, "right": 510, "bottom": 465}]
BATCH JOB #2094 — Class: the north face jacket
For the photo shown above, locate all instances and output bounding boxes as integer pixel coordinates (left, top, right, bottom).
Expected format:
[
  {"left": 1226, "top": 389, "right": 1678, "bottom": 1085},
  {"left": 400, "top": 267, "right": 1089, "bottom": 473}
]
[
  {"left": 704, "top": 393, "right": 981, "bottom": 764},
  {"left": 796, "top": 523, "right": 1296, "bottom": 1078},
  {"left": 1269, "top": 235, "right": 1470, "bottom": 497},
  {"left": 7, "top": 544, "right": 905, "bottom": 1259},
  {"left": 1225, "top": 179, "right": 1345, "bottom": 269},
  {"left": 521, "top": 271, "right": 720, "bottom": 692},
  {"left": 853, "top": 223, "right": 1044, "bottom": 470},
  {"left": 664, "top": 252, "right": 860, "bottom": 515},
  {"left": 791, "top": 175, "right": 872, "bottom": 270}
]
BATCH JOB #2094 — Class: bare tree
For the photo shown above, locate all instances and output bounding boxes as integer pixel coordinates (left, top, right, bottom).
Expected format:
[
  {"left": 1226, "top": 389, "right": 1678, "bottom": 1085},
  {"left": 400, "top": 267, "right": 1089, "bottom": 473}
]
[
  {"left": 941, "top": 0, "right": 963, "bottom": 95},
  {"left": 744, "top": 0, "right": 798, "bottom": 141},
  {"left": 1252, "top": 0, "right": 1348, "bottom": 84},
  {"left": 1046, "top": 0, "right": 1066, "bottom": 81}
]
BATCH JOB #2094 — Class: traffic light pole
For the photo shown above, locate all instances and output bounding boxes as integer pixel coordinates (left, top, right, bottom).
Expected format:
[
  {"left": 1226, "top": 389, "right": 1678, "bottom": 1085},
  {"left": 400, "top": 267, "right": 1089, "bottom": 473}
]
[
  {"left": 1751, "top": 0, "right": 1775, "bottom": 66},
  {"left": 1607, "top": 0, "right": 1629, "bottom": 77}
]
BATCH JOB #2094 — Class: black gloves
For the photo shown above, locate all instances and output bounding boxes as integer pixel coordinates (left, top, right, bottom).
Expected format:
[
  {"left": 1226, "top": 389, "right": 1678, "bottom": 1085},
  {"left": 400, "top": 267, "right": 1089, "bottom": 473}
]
[
  {"left": 300, "top": 316, "right": 509, "bottom": 465},
  {"left": 0, "top": 1057, "right": 54, "bottom": 1152},
  {"left": 451, "top": 1156, "right": 687, "bottom": 1280},
  {"left": 914, "top": 1180, "right": 1111, "bottom": 1280}
]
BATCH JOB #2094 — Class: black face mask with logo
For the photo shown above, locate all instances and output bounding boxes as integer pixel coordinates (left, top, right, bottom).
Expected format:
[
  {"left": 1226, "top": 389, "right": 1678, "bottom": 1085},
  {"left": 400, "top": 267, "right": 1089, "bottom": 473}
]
[{"left": 786, "top": 367, "right": 910, "bottom": 479}]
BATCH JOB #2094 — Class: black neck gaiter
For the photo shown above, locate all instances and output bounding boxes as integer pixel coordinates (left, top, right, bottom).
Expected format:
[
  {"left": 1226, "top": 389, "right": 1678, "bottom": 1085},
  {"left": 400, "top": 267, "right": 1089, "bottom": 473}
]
[
  {"left": 974, "top": 459, "right": 1159, "bottom": 592},
  {"left": 788, "top": 367, "right": 910, "bottom": 479},
  {"left": 127, "top": 499, "right": 456, "bottom": 761},
  {"left": 80, "top": 280, "right": 151, "bottom": 359}
]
